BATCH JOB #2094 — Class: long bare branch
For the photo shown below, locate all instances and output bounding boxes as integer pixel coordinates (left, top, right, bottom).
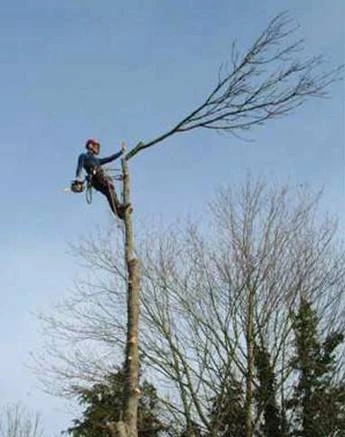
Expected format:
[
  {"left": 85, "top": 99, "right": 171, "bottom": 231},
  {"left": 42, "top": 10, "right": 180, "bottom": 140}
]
[{"left": 126, "top": 13, "right": 343, "bottom": 160}]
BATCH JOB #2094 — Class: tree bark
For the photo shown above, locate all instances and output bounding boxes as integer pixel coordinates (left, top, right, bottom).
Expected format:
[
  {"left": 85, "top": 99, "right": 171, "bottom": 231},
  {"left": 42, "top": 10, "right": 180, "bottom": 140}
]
[
  {"left": 113, "top": 142, "right": 140, "bottom": 437},
  {"left": 245, "top": 285, "right": 254, "bottom": 437}
]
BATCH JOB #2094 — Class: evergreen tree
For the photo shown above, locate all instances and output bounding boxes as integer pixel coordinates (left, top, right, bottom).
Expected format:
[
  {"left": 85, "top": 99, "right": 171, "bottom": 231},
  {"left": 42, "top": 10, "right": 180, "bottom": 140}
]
[
  {"left": 254, "top": 345, "right": 285, "bottom": 437},
  {"left": 208, "top": 377, "right": 246, "bottom": 437},
  {"left": 67, "top": 371, "right": 167, "bottom": 437},
  {"left": 288, "top": 298, "right": 345, "bottom": 436}
]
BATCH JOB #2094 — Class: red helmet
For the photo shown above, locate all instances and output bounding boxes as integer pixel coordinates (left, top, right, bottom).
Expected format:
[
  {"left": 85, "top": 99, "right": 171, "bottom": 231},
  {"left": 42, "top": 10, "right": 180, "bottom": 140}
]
[{"left": 85, "top": 138, "right": 100, "bottom": 149}]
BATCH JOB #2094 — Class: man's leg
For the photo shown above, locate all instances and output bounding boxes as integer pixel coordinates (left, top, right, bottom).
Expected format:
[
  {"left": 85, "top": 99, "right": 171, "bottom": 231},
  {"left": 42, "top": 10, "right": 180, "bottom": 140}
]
[
  {"left": 104, "top": 181, "right": 125, "bottom": 218},
  {"left": 92, "top": 175, "right": 124, "bottom": 218}
]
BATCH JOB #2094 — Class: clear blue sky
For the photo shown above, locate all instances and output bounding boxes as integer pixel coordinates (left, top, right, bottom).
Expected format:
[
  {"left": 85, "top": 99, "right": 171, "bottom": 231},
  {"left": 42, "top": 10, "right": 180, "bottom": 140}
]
[{"left": 0, "top": 0, "right": 344, "bottom": 434}]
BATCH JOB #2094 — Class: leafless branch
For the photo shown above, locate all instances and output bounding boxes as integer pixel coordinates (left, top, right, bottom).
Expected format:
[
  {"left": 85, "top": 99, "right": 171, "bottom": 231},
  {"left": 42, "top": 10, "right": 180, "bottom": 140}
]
[{"left": 126, "top": 13, "right": 343, "bottom": 160}]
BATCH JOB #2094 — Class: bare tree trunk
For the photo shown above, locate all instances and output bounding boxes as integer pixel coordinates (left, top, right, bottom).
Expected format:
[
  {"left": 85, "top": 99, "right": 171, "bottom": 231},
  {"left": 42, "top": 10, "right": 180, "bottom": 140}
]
[
  {"left": 245, "top": 286, "right": 254, "bottom": 437},
  {"left": 112, "top": 142, "right": 140, "bottom": 437}
]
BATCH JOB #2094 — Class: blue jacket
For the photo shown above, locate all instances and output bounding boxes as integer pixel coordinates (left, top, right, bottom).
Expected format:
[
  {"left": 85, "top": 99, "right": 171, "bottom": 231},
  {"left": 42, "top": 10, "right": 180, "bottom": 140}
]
[{"left": 75, "top": 150, "right": 122, "bottom": 178}]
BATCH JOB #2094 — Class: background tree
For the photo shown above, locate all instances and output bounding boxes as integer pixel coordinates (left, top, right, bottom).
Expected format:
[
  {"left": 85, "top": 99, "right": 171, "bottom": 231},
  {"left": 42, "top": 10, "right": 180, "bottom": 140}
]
[
  {"left": 0, "top": 403, "right": 43, "bottom": 437},
  {"left": 67, "top": 370, "right": 167, "bottom": 437},
  {"left": 142, "top": 182, "right": 344, "bottom": 435},
  {"left": 36, "top": 178, "right": 345, "bottom": 437},
  {"left": 208, "top": 375, "right": 246, "bottom": 437},
  {"left": 287, "top": 298, "right": 345, "bottom": 436},
  {"left": 254, "top": 345, "right": 284, "bottom": 437}
]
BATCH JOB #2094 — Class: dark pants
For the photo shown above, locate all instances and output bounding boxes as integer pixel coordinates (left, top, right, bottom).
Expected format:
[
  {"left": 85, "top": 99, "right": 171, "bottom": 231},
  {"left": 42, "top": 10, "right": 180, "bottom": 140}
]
[{"left": 91, "top": 172, "right": 122, "bottom": 217}]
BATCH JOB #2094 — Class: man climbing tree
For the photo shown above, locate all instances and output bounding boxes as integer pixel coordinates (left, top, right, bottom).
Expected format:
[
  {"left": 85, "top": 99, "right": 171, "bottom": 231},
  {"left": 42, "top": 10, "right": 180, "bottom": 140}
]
[{"left": 73, "top": 138, "right": 130, "bottom": 219}]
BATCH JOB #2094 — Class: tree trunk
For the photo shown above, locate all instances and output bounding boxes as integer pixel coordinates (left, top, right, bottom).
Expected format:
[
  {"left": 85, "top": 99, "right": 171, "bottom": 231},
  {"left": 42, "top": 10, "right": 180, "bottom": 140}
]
[
  {"left": 245, "top": 286, "right": 254, "bottom": 437},
  {"left": 111, "top": 142, "right": 140, "bottom": 437}
]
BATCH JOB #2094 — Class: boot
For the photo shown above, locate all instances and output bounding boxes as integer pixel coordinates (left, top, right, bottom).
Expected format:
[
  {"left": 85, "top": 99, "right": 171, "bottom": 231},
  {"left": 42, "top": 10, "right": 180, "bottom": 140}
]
[{"left": 117, "top": 203, "right": 133, "bottom": 220}]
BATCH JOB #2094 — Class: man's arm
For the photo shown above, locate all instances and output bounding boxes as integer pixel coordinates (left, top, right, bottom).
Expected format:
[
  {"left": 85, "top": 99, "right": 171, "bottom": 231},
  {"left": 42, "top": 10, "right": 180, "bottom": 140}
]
[
  {"left": 75, "top": 154, "right": 85, "bottom": 179},
  {"left": 99, "top": 150, "right": 123, "bottom": 166}
]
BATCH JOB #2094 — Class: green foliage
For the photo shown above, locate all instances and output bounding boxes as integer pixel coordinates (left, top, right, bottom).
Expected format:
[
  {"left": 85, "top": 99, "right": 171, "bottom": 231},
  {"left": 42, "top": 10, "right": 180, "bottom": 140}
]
[
  {"left": 66, "top": 370, "right": 167, "bottom": 437},
  {"left": 288, "top": 298, "right": 345, "bottom": 437},
  {"left": 254, "top": 345, "right": 285, "bottom": 437},
  {"left": 205, "top": 323, "right": 345, "bottom": 437},
  {"left": 208, "top": 377, "right": 246, "bottom": 437}
]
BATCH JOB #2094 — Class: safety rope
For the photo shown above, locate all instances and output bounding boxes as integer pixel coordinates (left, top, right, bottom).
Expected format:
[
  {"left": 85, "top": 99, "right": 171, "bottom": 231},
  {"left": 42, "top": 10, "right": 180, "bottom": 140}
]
[
  {"left": 85, "top": 179, "right": 93, "bottom": 205},
  {"left": 104, "top": 167, "right": 123, "bottom": 181}
]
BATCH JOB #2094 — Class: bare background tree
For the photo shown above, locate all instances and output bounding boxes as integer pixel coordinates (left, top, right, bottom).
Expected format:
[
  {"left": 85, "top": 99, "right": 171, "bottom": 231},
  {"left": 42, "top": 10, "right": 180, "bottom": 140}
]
[
  {"left": 35, "top": 177, "right": 345, "bottom": 436},
  {"left": 138, "top": 179, "right": 345, "bottom": 435},
  {"left": 0, "top": 403, "right": 43, "bottom": 437}
]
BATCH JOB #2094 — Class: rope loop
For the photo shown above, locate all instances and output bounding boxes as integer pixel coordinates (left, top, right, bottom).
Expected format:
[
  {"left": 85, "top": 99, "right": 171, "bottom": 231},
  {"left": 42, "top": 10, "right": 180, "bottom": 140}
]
[{"left": 86, "top": 179, "right": 93, "bottom": 204}]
